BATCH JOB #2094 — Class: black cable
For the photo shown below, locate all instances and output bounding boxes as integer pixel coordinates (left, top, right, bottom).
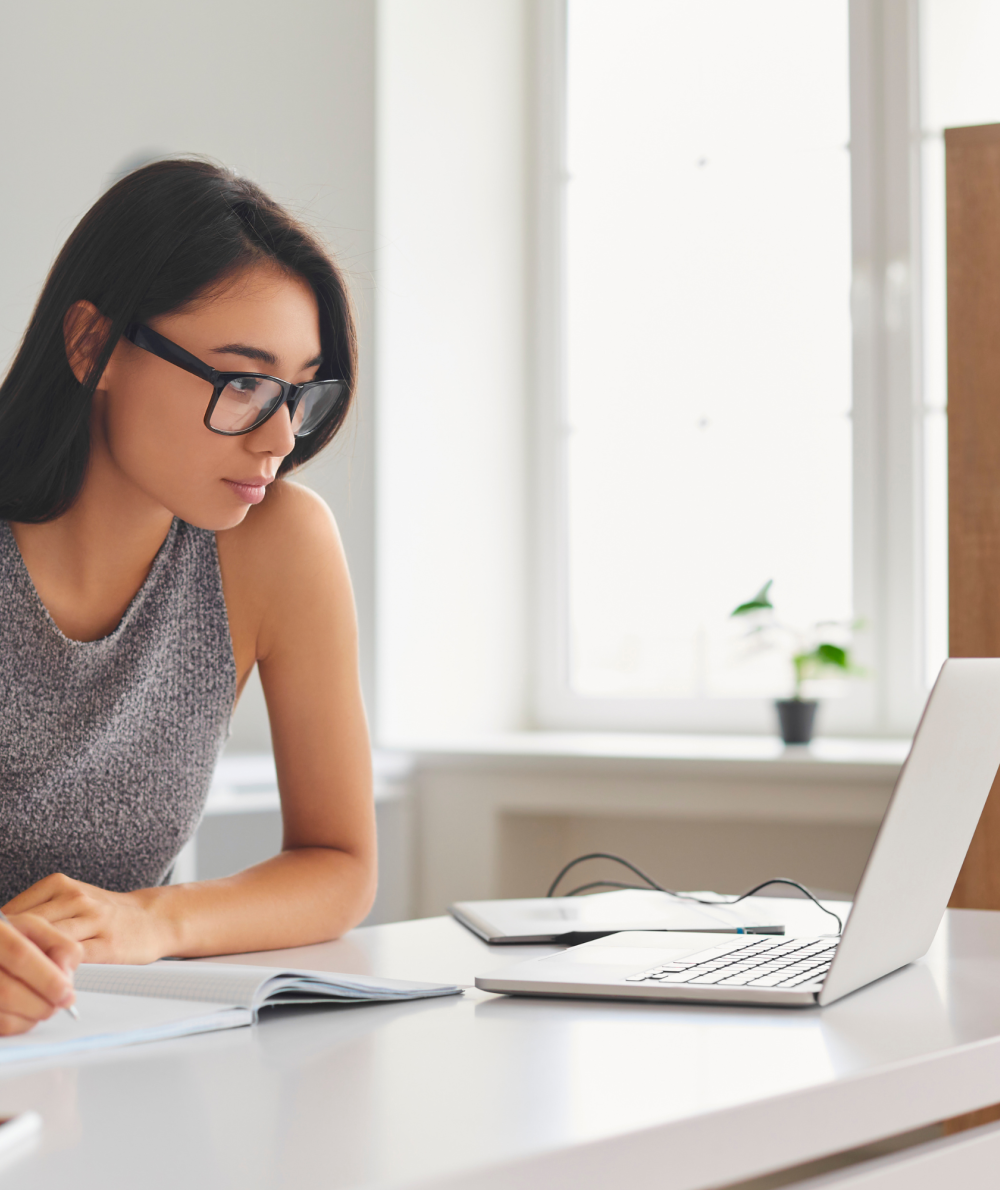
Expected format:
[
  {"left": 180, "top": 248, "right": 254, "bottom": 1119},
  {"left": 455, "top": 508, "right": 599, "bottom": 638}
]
[
  {"left": 564, "top": 880, "right": 649, "bottom": 896},
  {"left": 546, "top": 851, "right": 843, "bottom": 934},
  {"left": 547, "top": 853, "right": 662, "bottom": 896}
]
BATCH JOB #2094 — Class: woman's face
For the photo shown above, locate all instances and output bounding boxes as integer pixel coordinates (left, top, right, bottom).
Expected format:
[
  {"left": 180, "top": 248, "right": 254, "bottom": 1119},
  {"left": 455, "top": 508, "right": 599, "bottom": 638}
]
[{"left": 84, "top": 261, "right": 322, "bottom": 530}]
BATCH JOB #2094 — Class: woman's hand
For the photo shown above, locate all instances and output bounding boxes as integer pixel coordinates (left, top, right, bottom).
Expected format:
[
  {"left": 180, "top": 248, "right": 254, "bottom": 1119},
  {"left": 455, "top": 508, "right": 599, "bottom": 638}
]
[
  {"left": 0, "top": 914, "right": 81, "bottom": 1035},
  {"left": 3, "top": 874, "right": 172, "bottom": 965}
]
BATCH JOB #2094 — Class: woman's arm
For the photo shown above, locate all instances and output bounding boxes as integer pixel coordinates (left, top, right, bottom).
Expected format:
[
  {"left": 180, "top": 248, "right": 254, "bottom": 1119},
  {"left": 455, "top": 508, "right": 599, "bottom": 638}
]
[{"left": 5, "top": 483, "right": 377, "bottom": 961}]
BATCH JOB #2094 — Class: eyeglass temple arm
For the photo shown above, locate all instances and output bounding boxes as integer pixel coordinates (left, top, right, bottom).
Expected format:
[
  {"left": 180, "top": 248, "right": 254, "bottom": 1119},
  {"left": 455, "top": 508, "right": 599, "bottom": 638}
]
[{"left": 123, "top": 323, "right": 219, "bottom": 385}]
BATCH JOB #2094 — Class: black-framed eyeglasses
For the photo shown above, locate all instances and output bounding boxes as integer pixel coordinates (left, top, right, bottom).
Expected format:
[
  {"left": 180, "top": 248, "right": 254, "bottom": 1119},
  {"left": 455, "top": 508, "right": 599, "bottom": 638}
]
[{"left": 123, "top": 322, "right": 345, "bottom": 437}]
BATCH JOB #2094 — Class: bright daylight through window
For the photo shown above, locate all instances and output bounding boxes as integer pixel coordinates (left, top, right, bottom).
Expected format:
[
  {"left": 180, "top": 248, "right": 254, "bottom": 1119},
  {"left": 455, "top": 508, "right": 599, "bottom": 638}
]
[{"left": 564, "top": 0, "right": 853, "bottom": 704}]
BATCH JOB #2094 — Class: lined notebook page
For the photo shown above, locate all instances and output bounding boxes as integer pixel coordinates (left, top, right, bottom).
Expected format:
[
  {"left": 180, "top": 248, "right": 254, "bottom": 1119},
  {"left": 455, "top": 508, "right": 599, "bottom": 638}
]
[
  {"left": 75, "top": 963, "right": 265, "bottom": 1008},
  {"left": 0, "top": 990, "right": 249, "bottom": 1065}
]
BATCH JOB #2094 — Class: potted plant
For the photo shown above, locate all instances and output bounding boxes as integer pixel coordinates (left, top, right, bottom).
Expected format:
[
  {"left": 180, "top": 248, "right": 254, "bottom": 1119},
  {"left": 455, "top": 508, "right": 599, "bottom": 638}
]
[{"left": 730, "top": 581, "right": 855, "bottom": 745}]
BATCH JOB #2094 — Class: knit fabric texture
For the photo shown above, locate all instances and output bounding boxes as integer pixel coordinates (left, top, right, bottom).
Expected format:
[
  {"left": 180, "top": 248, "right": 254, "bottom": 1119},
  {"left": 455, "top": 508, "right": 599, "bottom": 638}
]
[{"left": 0, "top": 519, "right": 236, "bottom": 905}]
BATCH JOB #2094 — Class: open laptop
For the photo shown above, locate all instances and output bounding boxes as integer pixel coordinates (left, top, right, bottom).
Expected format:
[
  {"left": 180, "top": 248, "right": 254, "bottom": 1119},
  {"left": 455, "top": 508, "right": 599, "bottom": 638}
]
[{"left": 477, "top": 659, "right": 1000, "bottom": 1008}]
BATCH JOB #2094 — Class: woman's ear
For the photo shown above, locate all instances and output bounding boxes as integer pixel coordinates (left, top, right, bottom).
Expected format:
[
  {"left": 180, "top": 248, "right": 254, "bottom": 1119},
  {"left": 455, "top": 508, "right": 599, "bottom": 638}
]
[{"left": 63, "top": 300, "right": 112, "bottom": 386}]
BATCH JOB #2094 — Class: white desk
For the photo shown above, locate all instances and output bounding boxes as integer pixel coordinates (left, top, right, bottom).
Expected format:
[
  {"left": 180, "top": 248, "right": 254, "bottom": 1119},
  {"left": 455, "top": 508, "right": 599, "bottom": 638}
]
[{"left": 1, "top": 911, "right": 1000, "bottom": 1189}]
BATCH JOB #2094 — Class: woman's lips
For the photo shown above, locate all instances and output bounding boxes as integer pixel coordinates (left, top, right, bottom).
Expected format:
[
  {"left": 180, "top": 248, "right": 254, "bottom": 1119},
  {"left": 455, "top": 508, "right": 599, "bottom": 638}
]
[{"left": 223, "top": 477, "right": 273, "bottom": 505}]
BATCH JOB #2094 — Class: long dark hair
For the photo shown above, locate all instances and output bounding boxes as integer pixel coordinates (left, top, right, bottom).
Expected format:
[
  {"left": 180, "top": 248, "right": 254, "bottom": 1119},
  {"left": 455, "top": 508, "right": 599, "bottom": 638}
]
[{"left": 0, "top": 159, "right": 357, "bottom": 522}]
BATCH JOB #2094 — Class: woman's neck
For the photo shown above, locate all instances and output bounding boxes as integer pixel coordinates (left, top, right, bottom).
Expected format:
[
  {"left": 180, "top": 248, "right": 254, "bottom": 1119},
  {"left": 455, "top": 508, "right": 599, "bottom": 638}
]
[{"left": 10, "top": 444, "right": 176, "bottom": 642}]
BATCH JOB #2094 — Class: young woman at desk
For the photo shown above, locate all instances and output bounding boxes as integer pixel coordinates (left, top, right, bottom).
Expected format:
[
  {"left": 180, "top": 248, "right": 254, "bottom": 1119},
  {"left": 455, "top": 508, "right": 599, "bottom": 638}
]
[{"left": 0, "top": 161, "right": 376, "bottom": 1034}]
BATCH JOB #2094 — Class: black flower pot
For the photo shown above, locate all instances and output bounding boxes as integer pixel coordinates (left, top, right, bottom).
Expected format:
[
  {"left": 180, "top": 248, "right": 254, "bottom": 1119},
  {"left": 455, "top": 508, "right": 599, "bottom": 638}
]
[{"left": 775, "top": 698, "right": 818, "bottom": 745}]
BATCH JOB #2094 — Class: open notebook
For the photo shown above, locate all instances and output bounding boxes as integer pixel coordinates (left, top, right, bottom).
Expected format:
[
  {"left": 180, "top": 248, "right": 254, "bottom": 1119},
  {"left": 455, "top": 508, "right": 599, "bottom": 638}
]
[{"left": 0, "top": 961, "right": 461, "bottom": 1065}]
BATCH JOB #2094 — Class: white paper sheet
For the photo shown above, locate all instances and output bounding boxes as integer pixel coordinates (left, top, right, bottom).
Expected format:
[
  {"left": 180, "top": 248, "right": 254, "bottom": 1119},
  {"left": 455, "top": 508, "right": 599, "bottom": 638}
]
[{"left": 0, "top": 990, "right": 249, "bottom": 1064}]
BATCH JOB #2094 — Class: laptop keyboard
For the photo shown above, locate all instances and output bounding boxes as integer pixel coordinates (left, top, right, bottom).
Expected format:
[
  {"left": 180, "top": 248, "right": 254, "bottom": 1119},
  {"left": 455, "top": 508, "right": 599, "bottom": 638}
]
[{"left": 625, "top": 936, "right": 839, "bottom": 990}]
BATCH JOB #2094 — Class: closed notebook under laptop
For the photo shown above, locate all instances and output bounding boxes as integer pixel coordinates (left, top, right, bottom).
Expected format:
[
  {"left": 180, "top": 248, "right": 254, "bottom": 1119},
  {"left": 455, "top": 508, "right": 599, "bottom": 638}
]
[
  {"left": 477, "top": 659, "right": 1000, "bottom": 1008},
  {"left": 450, "top": 888, "right": 788, "bottom": 944}
]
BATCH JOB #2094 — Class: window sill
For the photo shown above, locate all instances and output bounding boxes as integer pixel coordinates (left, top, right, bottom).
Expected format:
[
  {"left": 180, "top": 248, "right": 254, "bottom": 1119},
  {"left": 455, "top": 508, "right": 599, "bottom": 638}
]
[{"left": 385, "top": 732, "right": 910, "bottom": 782}]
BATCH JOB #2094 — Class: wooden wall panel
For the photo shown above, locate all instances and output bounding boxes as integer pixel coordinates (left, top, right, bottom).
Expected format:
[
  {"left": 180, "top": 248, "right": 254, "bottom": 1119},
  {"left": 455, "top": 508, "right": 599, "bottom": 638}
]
[{"left": 947, "top": 123, "right": 1000, "bottom": 909}]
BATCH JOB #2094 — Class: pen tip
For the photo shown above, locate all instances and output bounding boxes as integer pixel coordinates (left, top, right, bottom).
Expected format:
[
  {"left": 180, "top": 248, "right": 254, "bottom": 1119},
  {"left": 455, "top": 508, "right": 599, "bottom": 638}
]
[{"left": 66, "top": 1005, "right": 80, "bottom": 1021}]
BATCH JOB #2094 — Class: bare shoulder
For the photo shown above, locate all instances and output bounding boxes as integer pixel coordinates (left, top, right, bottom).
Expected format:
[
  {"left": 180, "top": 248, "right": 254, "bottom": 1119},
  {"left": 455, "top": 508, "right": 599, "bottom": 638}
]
[
  {"left": 216, "top": 480, "right": 352, "bottom": 661},
  {"left": 218, "top": 479, "right": 341, "bottom": 576}
]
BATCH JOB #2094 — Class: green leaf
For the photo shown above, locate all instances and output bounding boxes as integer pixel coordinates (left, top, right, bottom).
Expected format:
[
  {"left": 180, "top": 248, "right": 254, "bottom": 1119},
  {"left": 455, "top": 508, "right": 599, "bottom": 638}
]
[
  {"left": 731, "top": 580, "right": 774, "bottom": 617},
  {"left": 732, "top": 601, "right": 770, "bottom": 616},
  {"left": 816, "top": 643, "right": 849, "bottom": 669}
]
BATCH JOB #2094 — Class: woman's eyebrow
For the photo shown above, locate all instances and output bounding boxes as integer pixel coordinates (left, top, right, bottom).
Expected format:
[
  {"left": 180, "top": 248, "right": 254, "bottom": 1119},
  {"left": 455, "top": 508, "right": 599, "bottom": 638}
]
[
  {"left": 211, "top": 343, "right": 279, "bottom": 367},
  {"left": 210, "top": 344, "right": 324, "bottom": 370}
]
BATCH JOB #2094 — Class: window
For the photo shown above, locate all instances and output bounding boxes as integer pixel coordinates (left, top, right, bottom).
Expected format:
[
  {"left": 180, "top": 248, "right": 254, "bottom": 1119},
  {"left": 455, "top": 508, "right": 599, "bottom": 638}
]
[{"left": 535, "top": 0, "right": 932, "bottom": 736}]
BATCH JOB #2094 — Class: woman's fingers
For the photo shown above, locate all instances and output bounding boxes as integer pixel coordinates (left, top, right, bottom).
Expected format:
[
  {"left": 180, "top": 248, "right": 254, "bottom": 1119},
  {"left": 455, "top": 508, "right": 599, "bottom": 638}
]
[
  {"left": 0, "top": 915, "right": 85, "bottom": 1035},
  {"left": 4, "top": 872, "right": 82, "bottom": 916},
  {"left": 0, "top": 971, "right": 61, "bottom": 1024},
  {"left": 0, "top": 1011, "right": 41, "bottom": 1038},
  {"left": 9, "top": 914, "right": 84, "bottom": 980},
  {"left": 12, "top": 898, "right": 97, "bottom": 935},
  {"left": 21, "top": 915, "right": 97, "bottom": 945},
  {"left": 0, "top": 918, "right": 79, "bottom": 1011},
  {"left": 5, "top": 876, "right": 162, "bottom": 966},
  {"left": 4, "top": 877, "right": 102, "bottom": 947}
]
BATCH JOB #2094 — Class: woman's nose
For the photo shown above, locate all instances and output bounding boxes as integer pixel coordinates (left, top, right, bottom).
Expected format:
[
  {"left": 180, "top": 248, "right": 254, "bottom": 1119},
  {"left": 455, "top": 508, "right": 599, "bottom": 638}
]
[{"left": 251, "top": 401, "right": 296, "bottom": 457}]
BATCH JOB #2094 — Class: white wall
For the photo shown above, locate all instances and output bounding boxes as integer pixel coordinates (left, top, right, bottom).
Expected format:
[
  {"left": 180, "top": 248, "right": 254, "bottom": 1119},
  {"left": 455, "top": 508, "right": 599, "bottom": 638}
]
[
  {"left": 0, "top": 0, "right": 533, "bottom": 747},
  {"left": 376, "top": 0, "right": 531, "bottom": 742},
  {"left": 0, "top": 0, "right": 378, "bottom": 741},
  {"left": 413, "top": 746, "right": 899, "bottom": 916}
]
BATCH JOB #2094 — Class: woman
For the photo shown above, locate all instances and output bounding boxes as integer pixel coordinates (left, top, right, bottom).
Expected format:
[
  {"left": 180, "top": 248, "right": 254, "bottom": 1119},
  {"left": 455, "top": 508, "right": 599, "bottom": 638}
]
[{"left": 0, "top": 160, "right": 376, "bottom": 1034}]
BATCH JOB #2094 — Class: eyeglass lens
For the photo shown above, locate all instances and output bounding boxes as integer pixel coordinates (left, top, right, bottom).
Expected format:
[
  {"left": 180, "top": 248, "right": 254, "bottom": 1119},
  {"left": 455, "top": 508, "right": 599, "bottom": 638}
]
[
  {"left": 292, "top": 382, "right": 343, "bottom": 436},
  {"left": 209, "top": 378, "right": 343, "bottom": 436}
]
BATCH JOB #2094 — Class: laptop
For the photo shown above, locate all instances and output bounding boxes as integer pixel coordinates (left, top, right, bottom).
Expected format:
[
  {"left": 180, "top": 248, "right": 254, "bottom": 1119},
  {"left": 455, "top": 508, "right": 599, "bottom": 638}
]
[{"left": 477, "top": 658, "right": 1000, "bottom": 1008}]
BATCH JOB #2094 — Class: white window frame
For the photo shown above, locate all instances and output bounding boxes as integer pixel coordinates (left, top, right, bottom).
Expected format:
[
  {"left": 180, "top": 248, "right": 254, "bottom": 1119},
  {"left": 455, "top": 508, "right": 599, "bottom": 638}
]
[{"left": 531, "top": 0, "right": 931, "bottom": 738}]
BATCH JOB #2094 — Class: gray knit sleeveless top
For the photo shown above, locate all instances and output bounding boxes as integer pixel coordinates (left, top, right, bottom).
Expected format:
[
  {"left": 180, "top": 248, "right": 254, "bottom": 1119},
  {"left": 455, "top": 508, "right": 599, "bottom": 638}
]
[{"left": 0, "top": 519, "right": 236, "bottom": 905}]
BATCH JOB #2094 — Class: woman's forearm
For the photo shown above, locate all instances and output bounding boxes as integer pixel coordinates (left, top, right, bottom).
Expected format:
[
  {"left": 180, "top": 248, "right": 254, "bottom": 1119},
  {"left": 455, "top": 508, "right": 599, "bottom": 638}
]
[{"left": 137, "top": 846, "right": 377, "bottom": 959}]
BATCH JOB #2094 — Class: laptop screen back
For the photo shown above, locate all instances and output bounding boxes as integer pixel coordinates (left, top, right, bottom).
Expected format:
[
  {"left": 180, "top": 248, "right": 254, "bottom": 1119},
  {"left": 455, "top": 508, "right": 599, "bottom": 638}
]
[{"left": 819, "top": 658, "right": 1000, "bottom": 1005}]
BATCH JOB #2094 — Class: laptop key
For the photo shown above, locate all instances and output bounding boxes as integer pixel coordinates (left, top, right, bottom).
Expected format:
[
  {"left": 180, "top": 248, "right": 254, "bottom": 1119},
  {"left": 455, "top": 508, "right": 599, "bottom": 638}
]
[
  {"left": 687, "top": 971, "right": 733, "bottom": 985},
  {"left": 776, "top": 963, "right": 827, "bottom": 981},
  {"left": 779, "top": 971, "right": 826, "bottom": 987},
  {"left": 746, "top": 973, "right": 796, "bottom": 987},
  {"left": 757, "top": 960, "right": 832, "bottom": 987}
]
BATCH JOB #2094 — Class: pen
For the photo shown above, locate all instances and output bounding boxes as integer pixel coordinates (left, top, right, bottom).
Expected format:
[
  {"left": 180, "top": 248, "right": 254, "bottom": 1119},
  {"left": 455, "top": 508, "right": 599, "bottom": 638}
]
[
  {"left": 651, "top": 926, "right": 786, "bottom": 936},
  {"left": 0, "top": 909, "right": 79, "bottom": 1021},
  {"left": 557, "top": 925, "right": 786, "bottom": 944}
]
